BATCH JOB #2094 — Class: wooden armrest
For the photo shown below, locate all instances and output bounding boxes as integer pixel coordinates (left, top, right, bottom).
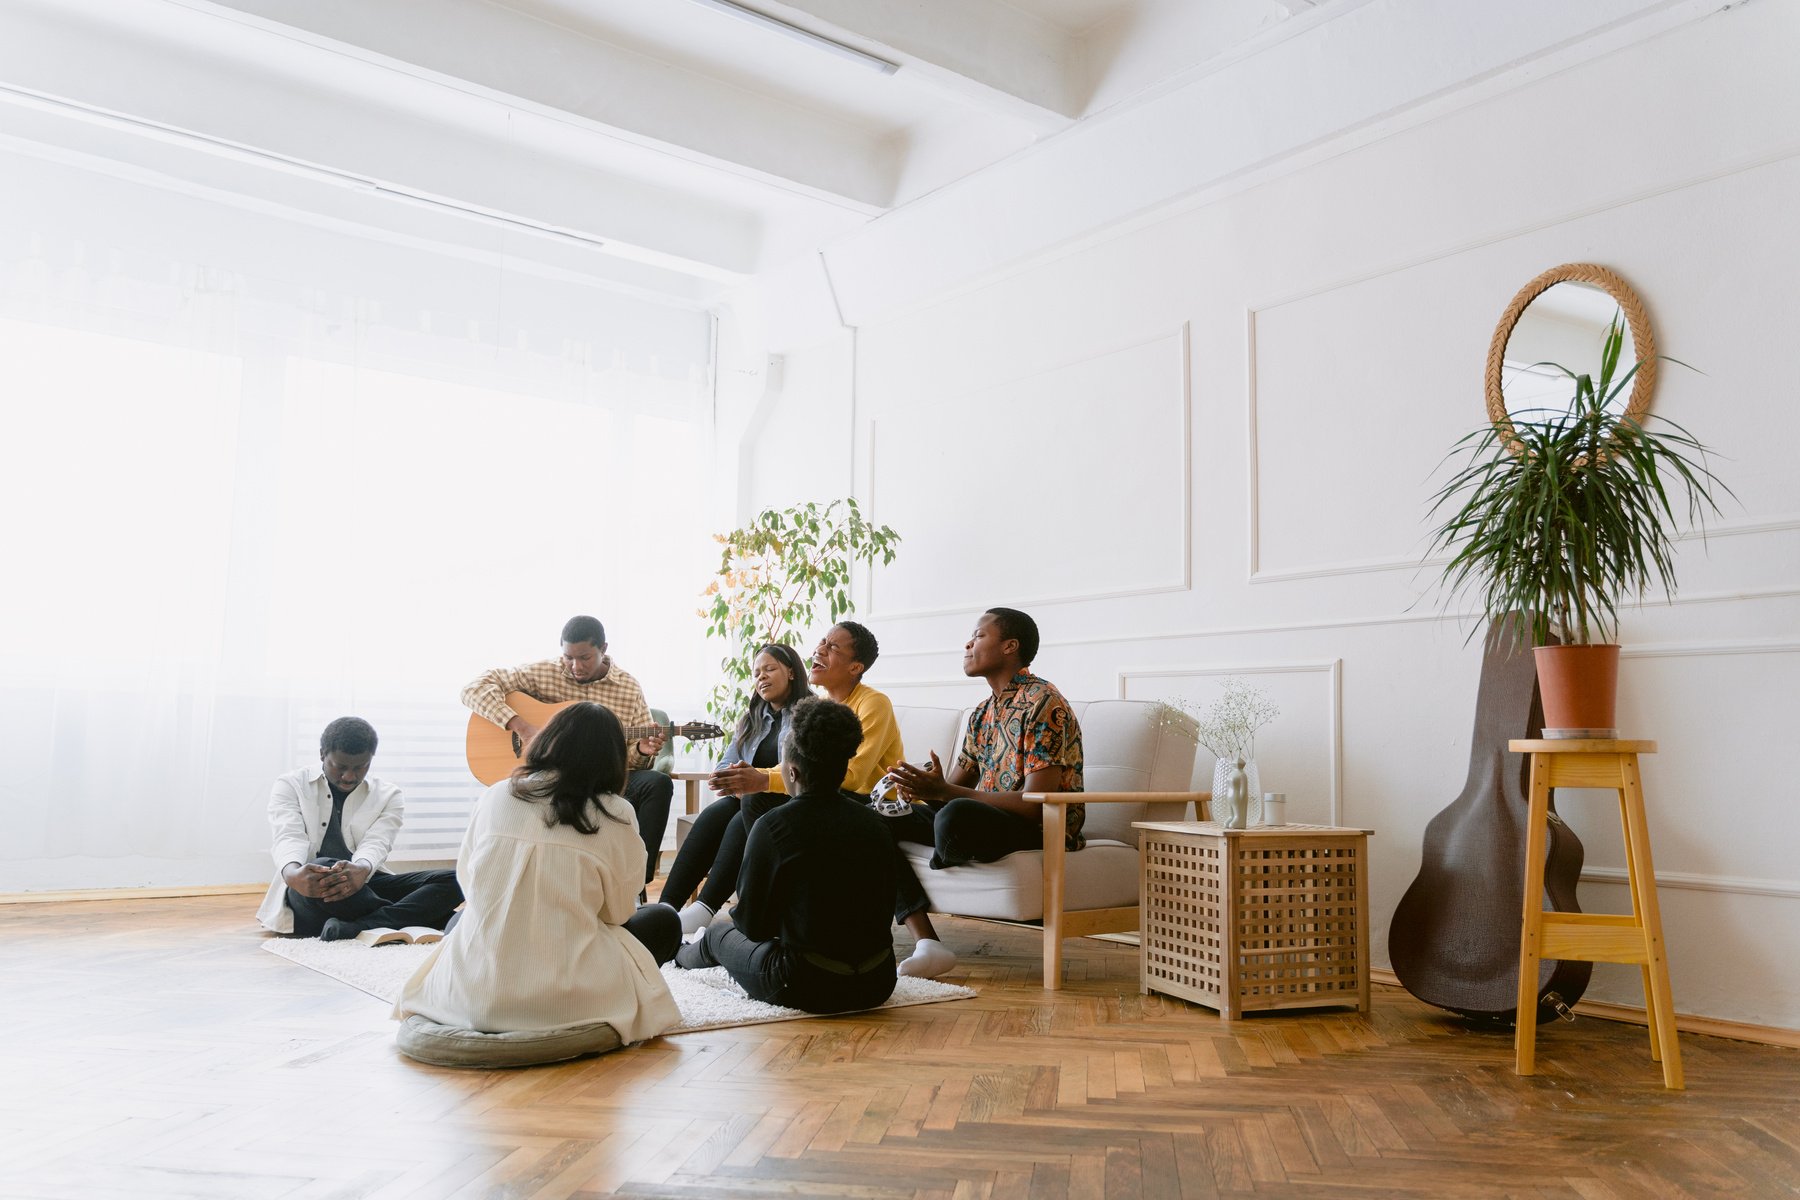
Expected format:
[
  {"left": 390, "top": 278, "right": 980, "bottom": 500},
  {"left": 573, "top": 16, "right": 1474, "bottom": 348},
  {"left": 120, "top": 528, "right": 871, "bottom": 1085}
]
[{"left": 1022, "top": 790, "right": 1210, "bottom": 805}]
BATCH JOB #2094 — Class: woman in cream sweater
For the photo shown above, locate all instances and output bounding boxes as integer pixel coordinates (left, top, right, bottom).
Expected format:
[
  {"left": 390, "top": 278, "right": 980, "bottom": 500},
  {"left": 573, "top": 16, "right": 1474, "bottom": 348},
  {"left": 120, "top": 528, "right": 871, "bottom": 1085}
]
[{"left": 395, "top": 703, "right": 680, "bottom": 1042}]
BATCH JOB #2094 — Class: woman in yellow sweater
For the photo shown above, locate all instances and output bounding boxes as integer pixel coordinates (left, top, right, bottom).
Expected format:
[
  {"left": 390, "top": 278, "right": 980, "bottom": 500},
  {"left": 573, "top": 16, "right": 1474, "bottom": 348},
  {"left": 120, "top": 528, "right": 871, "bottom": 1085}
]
[{"left": 670, "top": 621, "right": 904, "bottom": 934}]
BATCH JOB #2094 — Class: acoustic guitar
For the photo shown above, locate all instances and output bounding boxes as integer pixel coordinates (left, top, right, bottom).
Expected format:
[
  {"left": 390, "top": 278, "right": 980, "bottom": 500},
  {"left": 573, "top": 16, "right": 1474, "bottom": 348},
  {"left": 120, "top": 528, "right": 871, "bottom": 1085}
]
[
  {"left": 1388, "top": 619, "right": 1591, "bottom": 1024},
  {"left": 465, "top": 692, "right": 723, "bottom": 785}
]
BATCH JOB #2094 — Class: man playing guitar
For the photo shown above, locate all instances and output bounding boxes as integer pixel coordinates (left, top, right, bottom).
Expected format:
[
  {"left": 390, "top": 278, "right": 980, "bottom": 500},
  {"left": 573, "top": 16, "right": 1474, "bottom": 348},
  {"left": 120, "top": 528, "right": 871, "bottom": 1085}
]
[{"left": 461, "top": 615, "right": 673, "bottom": 894}]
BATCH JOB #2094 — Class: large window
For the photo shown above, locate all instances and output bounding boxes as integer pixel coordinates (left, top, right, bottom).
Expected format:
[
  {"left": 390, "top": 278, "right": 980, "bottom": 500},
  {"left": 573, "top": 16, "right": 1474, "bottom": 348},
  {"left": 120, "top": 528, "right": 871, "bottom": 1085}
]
[{"left": 0, "top": 147, "right": 717, "bottom": 888}]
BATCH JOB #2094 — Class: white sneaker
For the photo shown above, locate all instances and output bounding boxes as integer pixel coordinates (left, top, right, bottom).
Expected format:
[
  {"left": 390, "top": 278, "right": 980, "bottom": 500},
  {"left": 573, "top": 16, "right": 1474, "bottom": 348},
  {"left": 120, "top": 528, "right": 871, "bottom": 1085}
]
[{"left": 898, "top": 938, "right": 957, "bottom": 979}]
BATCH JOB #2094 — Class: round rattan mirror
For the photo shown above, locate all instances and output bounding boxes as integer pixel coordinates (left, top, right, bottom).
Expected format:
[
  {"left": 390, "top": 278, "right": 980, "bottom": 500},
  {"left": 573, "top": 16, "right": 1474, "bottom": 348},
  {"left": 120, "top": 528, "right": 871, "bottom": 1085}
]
[{"left": 1485, "top": 263, "right": 1656, "bottom": 432}]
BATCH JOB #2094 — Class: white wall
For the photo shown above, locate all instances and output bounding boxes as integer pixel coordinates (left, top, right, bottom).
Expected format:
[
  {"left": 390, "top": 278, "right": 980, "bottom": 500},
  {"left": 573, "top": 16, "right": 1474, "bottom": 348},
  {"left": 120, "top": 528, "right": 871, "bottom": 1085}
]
[{"left": 743, "top": 3, "right": 1800, "bottom": 1029}]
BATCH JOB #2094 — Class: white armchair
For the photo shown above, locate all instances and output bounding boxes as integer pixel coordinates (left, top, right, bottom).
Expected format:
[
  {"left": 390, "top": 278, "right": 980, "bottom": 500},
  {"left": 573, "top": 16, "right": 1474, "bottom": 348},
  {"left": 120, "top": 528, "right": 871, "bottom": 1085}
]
[{"left": 891, "top": 699, "right": 1204, "bottom": 989}]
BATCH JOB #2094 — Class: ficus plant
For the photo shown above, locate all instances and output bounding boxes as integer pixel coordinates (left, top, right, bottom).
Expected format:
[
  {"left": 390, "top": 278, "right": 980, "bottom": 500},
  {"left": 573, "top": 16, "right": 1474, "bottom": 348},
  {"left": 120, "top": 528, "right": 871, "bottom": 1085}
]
[
  {"left": 700, "top": 497, "right": 900, "bottom": 729},
  {"left": 1426, "top": 317, "right": 1731, "bottom": 647}
]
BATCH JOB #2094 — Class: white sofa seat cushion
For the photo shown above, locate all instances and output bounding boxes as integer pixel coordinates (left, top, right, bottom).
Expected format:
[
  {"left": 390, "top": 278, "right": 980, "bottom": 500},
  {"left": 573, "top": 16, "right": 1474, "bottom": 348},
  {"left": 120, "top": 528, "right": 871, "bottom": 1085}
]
[{"left": 901, "top": 840, "right": 1141, "bottom": 923}]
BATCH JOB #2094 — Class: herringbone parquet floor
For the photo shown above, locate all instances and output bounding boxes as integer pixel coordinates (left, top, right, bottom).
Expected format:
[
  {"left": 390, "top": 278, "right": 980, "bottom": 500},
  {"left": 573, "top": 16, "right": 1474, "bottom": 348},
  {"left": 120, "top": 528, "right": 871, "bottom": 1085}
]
[{"left": 2, "top": 894, "right": 1797, "bottom": 1199}]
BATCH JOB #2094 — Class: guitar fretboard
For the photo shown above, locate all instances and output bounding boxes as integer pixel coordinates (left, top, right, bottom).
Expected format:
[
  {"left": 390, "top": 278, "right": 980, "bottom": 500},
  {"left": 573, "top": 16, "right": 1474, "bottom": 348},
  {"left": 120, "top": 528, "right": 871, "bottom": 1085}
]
[{"left": 618, "top": 723, "right": 718, "bottom": 741}]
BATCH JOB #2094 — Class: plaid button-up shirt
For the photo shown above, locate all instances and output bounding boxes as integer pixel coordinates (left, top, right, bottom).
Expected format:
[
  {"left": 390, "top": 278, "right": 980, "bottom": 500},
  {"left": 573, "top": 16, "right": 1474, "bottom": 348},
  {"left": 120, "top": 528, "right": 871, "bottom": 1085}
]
[{"left": 461, "top": 656, "right": 656, "bottom": 769}]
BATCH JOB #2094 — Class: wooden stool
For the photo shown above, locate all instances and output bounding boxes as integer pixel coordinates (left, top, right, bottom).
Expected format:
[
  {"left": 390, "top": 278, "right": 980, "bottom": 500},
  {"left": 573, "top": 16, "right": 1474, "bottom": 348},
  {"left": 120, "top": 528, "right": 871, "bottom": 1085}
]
[{"left": 1509, "top": 739, "right": 1681, "bottom": 1089}]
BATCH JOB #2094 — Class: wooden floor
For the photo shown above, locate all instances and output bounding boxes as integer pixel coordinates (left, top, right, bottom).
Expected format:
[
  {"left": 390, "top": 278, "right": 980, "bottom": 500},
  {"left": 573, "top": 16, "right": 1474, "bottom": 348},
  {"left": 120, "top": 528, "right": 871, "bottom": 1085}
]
[{"left": 3, "top": 897, "right": 1799, "bottom": 1200}]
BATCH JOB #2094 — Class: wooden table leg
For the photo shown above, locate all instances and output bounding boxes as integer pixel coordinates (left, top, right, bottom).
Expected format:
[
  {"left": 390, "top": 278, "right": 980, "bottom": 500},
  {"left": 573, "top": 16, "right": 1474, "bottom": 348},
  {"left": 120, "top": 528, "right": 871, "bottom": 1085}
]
[
  {"left": 1356, "top": 838, "right": 1372, "bottom": 1014},
  {"left": 1515, "top": 753, "right": 1552, "bottom": 1075},
  {"left": 1221, "top": 839, "right": 1242, "bottom": 1021},
  {"left": 1620, "top": 756, "right": 1683, "bottom": 1090},
  {"left": 1617, "top": 786, "right": 1664, "bottom": 1066}
]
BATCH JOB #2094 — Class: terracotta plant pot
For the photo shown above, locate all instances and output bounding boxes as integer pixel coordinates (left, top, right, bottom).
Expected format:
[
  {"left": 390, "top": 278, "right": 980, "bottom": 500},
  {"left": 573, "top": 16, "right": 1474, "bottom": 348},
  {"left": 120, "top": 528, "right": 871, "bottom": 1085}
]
[{"left": 1533, "top": 643, "right": 1621, "bottom": 734}]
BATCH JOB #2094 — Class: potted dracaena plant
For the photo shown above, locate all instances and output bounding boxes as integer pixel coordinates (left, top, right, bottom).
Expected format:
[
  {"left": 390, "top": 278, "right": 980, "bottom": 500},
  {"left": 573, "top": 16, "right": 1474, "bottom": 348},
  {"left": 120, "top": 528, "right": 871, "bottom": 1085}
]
[{"left": 1426, "top": 316, "right": 1730, "bottom": 732}]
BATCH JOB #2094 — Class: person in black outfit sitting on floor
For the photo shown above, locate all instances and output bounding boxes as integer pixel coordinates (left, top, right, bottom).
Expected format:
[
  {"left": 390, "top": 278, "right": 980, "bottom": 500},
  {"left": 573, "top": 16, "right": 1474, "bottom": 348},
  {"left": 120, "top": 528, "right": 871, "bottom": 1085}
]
[
  {"left": 672, "top": 696, "right": 898, "bottom": 1014},
  {"left": 659, "top": 643, "right": 811, "bottom": 931}
]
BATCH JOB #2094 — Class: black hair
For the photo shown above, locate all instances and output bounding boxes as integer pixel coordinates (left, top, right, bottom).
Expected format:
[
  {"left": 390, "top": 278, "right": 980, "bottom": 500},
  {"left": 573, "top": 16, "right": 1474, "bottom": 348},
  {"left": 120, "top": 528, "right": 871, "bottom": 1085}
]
[
  {"left": 320, "top": 716, "right": 378, "bottom": 757},
  {"left": 836, "top": 620, "right": 879, "bottom": 670},
  {"left": 735, "top": 643, "right": 812, "bottom": 745},
  {"left": 983, "top": 607, "right": 1040, "bottom": 667},
  {"left": 561, "top": 614, "right": 606, "bottom": 648},
  {"left": 781, "top": 697, "right": 864, "bottom": 796},
  {"left": 510, "top": 702, "right": 630, "bottom": 834}
]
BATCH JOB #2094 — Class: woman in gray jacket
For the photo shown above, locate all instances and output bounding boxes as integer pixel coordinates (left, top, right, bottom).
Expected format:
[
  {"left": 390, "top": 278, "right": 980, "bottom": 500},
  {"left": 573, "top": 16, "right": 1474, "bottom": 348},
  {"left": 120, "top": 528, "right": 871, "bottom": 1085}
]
[{"left": 659, "top": 643, "right": 811, "bottom": 931}]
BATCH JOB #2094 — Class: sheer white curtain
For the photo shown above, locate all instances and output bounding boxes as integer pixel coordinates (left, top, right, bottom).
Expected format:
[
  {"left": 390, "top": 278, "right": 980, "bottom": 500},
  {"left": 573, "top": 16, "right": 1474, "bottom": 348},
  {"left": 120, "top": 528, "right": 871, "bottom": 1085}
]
[{"left": 0, "top": 147, "right": 717, "bottom": 890}]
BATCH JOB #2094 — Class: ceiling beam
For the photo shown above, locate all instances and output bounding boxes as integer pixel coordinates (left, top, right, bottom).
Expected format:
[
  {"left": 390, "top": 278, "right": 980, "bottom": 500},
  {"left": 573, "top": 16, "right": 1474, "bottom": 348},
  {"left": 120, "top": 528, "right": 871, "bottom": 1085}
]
[
  {"left": 0, "top": 0, "right": 905, "bottom": 283},
  {"left": 137, "top": 0, "right": 900, "bottom": 211},
  {"left": 750, "top": 0, "right": 1080, "bottom": 128}
]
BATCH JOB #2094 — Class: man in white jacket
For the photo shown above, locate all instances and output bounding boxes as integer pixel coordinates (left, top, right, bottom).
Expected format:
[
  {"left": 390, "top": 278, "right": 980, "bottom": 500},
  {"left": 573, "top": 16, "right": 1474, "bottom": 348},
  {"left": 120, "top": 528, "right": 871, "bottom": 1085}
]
[{"left": 256, "top": 717, "right": 462, "bottom": 939}]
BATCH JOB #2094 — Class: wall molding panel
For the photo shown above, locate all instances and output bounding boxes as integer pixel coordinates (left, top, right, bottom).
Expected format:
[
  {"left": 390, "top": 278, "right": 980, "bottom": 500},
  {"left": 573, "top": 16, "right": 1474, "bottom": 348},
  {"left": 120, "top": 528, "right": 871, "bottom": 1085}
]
[
  {"left": 879, "top": 584, "right": 1800, "bottom": 662},
  {"left": 1117, "top": 659, "right": 1343, "bottom": 824},
  {"left": 879, "top": 677, "right": 970, "bottom": 692},
  {"left": 1561, "top": 637, "right": 1800, "bottom": 899},
  {"left": 866, "top": 324, "right": 1192, "bottom": 620},
  {"left": 1581, "top": 866, "right": 1800, "bottom": 902},
  {"left": 1246, "top": 146, "right": 1800, "bottom": 584},
  {"left": 1622, "top": 636, "right": 1800, "bottom": 662}
]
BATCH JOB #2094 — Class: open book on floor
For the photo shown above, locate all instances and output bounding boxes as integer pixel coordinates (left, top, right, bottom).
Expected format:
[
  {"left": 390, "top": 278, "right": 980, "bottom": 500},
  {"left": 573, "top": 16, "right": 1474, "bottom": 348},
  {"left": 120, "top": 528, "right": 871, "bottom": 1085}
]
[{"left": 354, "top": 926, "right": 446, "bottom": 947}]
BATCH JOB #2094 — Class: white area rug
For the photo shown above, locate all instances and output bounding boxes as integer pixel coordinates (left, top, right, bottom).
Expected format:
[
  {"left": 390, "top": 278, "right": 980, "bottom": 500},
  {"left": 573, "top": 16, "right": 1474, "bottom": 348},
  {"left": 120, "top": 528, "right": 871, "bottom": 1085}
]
[{"left": 260, "top": 938, "right": 974, "bottom": 1034}]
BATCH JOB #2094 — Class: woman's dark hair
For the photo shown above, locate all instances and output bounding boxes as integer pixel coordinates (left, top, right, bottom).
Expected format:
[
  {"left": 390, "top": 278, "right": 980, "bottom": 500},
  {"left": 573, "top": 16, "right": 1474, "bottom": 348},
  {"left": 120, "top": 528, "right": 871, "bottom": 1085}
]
[
  {"left": 984, "top": 607, "right": 1040, "bottom": 666},
  {"left": 734, "top": 643, "right": 812, "bottom": 744},
  {"left": 781, "top": 697, "right": 864, "bottom": 795},
  {"left": 320, "top": 716, "right": 378, "bottom": 757},
  {"left": 510, "top": 702, "right": 629, "bottom": 833}
]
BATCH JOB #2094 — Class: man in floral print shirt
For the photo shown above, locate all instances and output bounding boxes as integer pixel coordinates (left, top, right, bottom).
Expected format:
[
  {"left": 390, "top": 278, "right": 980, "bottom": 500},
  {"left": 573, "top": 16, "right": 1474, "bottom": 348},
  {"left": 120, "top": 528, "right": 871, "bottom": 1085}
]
[{"left": 885, "top": 607, "right": 1084, "bottom": 979}]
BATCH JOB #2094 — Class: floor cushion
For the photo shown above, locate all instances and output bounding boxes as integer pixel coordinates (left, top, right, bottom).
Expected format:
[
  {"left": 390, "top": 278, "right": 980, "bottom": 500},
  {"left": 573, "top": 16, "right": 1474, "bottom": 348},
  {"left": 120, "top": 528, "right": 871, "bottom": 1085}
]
[{"left": 395, "top": 1014, "right": 623, "bottom": 1068}]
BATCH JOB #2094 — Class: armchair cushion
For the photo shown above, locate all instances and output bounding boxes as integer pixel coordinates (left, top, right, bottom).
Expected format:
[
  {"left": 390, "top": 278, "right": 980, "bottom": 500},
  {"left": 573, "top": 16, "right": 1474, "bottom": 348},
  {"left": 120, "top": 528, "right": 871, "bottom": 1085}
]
[{"left": 902, "top": 840, "right": 1141, "bottom": 922}]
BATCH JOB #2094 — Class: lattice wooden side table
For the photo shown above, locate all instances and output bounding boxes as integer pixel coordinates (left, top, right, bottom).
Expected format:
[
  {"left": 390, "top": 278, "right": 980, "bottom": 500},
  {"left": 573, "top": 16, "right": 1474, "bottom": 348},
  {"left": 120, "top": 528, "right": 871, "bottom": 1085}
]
[{"left": 1134, "top": 821, "right": 1373, "bottom": 1019}]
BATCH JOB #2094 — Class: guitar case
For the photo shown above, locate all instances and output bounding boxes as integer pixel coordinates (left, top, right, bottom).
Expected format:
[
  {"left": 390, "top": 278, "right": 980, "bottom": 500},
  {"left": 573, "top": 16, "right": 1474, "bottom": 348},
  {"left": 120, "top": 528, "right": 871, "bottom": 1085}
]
[{"left": 1388, "top": 619, "right": 1591, "bottom": 1023}]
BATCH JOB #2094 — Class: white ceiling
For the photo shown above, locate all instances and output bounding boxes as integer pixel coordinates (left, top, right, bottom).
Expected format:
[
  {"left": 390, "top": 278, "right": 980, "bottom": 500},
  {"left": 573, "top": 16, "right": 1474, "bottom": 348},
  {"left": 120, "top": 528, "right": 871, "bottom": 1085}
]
[
  {"left": 0, "top": 0, "right": 1698, "bottom": 332},
  {"left": 0, "top": 0, "right": 1334, "bottom": 307}
]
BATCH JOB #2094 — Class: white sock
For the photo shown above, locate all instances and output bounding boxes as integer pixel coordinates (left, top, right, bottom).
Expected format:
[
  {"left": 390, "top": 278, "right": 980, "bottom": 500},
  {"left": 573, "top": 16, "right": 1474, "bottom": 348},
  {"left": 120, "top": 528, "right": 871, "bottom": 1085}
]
[
  {"left": 678, "top": 900, "right": 715, "bottom": 937},
  {"left": 898, "top": 937, "right": 956, "bottom": 979}
]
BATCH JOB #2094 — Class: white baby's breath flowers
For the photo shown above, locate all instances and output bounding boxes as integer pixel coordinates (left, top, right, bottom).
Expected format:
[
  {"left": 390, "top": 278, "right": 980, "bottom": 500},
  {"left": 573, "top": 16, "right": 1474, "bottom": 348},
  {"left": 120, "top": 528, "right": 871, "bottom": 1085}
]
[{"left": 1153, "top": 678, "right": 1279, "bottom": 760}]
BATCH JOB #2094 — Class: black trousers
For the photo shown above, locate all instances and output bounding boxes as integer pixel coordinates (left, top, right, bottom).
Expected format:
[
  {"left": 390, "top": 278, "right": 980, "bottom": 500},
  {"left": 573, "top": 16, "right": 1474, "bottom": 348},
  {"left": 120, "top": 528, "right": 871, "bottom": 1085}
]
[
  {"left": 675, "top": 920, "right": 895, "bottom": 1014},
  {"left": 929, "top": 797, "right": 1043, "bottom": 868},
  {"left": 664, "top": 791, "right": 787, "bottom": 913},
  {"left": 660, "top": 794, "right": 739, "bottom": 909},
  {"left": 624, "top": 769, "right": 674, "bottom": 887},
  {"left": 622, "top": 902, "right": 682, "bottom": 966},
  {"left": 285, "top": 857, "right": 463, "bottom": 939},
  {"left": 878, "top": 807, "right": 937, "bottom": 922}
]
